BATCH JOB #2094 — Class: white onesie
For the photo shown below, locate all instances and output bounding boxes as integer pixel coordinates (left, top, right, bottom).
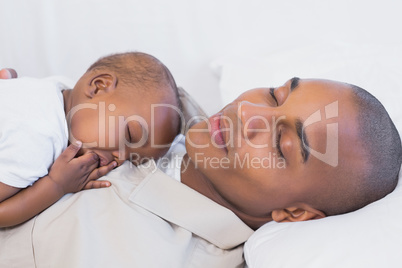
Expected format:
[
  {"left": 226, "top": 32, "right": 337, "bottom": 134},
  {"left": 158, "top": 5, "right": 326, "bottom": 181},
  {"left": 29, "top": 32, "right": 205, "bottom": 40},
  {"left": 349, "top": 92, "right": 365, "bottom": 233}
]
[{"left": 0, "top": 77, "right": 69, "bottom": 188}]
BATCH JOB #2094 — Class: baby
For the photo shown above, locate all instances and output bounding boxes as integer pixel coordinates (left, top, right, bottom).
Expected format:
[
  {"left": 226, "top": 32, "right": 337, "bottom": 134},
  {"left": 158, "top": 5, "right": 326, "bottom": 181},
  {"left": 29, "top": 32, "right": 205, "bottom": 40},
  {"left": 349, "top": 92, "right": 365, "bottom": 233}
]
[{"left": 0, "top": 52, "right": 181, "bottom": 227}]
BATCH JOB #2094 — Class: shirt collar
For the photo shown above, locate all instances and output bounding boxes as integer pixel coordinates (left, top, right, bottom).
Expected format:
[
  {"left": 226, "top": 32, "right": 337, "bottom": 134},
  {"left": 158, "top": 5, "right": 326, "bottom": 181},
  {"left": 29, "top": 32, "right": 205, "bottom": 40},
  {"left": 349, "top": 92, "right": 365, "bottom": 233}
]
[{"left": 129, "top": 161, "right": 254, "bottom": 249}]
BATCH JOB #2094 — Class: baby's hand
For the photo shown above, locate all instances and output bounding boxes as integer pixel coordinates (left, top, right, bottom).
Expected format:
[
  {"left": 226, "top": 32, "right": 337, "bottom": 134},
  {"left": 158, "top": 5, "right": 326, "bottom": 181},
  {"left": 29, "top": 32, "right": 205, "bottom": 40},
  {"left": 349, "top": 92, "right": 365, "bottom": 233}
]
[
  {"left": 48, "top": 141, "right": 116, "bottom": 195},
  {"left": 0, "top": 68, "right": 18, "bottom": 79}
]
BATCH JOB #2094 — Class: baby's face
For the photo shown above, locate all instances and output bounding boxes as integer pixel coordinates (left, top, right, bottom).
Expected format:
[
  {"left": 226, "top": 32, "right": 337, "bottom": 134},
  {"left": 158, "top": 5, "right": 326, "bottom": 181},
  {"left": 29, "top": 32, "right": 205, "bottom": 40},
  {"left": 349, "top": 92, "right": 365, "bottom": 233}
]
[{"left": 68, "top": 88, "right": 179, "bottom": 167}]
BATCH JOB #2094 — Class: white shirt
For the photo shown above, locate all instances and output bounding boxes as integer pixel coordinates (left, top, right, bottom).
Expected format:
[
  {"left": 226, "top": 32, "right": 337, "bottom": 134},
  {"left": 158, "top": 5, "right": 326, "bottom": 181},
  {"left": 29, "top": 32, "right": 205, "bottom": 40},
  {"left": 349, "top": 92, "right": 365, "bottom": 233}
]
[
  {"left": 156, "top": 134, "right": 186, "bottom": 181},
  {"left": 0, "top": 77, "right": 68, "bottom": 188},
  {"left": 0, "top": 160, "right": 254, "bottom": 267}
]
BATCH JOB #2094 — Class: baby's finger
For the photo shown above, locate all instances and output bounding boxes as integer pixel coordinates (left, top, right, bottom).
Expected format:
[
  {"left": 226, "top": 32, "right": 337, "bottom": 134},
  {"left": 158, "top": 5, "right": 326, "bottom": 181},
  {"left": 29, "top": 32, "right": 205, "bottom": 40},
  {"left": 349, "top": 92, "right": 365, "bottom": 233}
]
[
  {"left": 83, "top": 180, "right": 111, "bottom": 190},
  {"left": 58, "top": 141, "right": 83, "bottom": 162},
  {"left": 7, "top": 69, "right": 18, "bottom": 78},
  {"left": 75, "top": 151, "right": 100, "bottom": 168},
  {"left": 0, "top": 68, "right": 18, "bottom": 79},
  {"left": 87, "top": 161, "right": 117, "bottom": 182}
]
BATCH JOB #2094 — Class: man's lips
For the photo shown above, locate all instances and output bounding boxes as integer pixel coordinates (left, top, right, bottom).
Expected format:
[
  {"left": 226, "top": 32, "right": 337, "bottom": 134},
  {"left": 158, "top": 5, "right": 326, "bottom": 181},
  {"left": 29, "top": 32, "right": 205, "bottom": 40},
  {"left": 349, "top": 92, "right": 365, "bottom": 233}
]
[{"left": 209, "top": 113, "right": 227, "bottom": 151}]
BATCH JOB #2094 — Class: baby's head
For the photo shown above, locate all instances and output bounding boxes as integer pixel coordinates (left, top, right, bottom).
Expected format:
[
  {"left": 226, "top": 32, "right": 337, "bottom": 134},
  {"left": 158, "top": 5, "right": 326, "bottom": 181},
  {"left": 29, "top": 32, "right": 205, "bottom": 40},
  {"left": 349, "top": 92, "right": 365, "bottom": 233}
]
[{"left": 66, "top": 52, "right": 181, "bottom": 166}]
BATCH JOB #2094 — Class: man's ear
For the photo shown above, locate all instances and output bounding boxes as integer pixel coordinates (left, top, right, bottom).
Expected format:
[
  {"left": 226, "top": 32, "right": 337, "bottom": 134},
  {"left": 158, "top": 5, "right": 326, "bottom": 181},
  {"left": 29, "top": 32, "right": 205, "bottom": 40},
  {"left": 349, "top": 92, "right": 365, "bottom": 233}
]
[
  {"left": 86, "top": 73, "right": 117, "bottom": 98},
  {"left": 271, "top": 205, "right": 326, "bottom": 223}
]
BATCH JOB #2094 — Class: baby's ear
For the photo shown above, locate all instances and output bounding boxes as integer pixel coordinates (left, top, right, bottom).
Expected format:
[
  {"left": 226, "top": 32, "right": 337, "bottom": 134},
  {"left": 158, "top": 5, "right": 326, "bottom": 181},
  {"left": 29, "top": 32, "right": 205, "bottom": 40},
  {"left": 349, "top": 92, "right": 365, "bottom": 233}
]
[
  {"left": 87, "top": 73, "right": 117, "bottom": 98},
  {"left": 271, "top": 205, "right": 325, "bottom": 223}
]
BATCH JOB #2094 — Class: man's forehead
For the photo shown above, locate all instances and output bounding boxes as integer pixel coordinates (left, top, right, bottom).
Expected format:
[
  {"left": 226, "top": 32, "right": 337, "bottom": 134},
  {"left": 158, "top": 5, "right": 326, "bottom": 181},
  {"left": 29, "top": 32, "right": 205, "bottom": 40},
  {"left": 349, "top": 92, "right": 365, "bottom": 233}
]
[
  {"left": 301, "top": 95, "right": 357, "bottom": 168},
  {"left": 295, "top": 78, "right": 350, "bottom": 92}
]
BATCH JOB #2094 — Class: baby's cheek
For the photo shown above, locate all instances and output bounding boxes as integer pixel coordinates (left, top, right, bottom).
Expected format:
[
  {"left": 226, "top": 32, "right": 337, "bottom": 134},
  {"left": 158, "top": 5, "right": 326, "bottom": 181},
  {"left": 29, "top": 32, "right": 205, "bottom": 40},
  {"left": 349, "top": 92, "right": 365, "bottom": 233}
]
[{"left": 69, "top": 122, "right": 100, "bottom": 149}]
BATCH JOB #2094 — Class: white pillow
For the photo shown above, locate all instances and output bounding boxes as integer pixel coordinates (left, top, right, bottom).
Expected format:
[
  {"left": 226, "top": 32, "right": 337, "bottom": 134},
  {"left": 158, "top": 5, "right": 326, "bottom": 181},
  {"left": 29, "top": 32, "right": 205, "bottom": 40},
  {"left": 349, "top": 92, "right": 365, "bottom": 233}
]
[
  {"left": 244, "top": 168, "right": 402, "bottom": 268},
  {"left": 211, "top": 42, "right": 402, "bottom": 133}
]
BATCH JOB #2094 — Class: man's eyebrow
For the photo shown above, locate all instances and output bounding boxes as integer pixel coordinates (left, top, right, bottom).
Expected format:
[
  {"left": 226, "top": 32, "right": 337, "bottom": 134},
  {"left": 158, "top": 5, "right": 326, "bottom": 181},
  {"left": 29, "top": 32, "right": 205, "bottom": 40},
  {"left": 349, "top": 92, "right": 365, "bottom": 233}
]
[
  {"left": 290, "top": 77, "right": 300, "bottom": 92},
  {"left": 295, "top": 118, "right": 310, "bottom": 163}
]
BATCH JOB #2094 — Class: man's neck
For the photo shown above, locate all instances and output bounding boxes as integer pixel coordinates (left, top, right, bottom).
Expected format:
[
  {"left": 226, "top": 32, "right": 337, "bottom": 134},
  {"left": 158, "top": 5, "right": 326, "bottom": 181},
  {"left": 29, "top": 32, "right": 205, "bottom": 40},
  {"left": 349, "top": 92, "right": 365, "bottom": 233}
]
[{"left": 180, "top": 154, "right": 273, "bottom": 230}]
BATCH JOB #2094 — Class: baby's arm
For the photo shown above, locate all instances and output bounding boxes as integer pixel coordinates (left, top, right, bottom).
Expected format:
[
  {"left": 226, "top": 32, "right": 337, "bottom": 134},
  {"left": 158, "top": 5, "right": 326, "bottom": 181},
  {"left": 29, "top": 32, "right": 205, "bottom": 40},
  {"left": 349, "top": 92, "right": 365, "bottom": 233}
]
[{"left": 0, "top": 141, "right": 116, "bottom": 228}]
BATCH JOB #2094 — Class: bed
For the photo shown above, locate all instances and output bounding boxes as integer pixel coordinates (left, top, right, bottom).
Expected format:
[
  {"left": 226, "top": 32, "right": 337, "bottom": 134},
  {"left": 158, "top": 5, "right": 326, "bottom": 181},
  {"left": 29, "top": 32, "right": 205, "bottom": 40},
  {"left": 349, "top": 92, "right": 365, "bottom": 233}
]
[{"left": 1, "top": 1, "right": 402, "bottom": 267}]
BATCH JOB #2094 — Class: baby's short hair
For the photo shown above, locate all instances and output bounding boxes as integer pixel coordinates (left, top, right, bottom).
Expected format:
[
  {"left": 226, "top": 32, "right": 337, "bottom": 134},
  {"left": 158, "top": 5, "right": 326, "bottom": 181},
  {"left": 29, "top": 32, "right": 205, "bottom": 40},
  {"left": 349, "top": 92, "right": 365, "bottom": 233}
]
[
  {"left": 88, "top": 52, "right": 180, "bottom": 103},
  {"left": 88, "top": 51, "right": 182, "bottom": 134}
]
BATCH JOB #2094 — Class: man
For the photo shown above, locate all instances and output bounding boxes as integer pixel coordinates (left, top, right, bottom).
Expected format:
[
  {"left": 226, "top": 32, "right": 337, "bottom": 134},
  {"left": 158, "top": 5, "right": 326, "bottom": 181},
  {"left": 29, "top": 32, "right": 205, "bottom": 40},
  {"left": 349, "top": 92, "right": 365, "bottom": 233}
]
[
  {"left": 0, "top": 71, "right": 401, "bottom": 267},
  {"left": 182, "top": 77, "right": 401, "bottom": 229}
]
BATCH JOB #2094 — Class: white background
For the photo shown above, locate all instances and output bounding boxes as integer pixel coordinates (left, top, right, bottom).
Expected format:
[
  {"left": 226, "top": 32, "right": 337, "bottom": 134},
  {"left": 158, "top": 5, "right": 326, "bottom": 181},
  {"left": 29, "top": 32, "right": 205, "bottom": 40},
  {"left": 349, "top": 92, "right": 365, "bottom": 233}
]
[{"left": 1, "top": 0, "right": 401, "bottom": 115}]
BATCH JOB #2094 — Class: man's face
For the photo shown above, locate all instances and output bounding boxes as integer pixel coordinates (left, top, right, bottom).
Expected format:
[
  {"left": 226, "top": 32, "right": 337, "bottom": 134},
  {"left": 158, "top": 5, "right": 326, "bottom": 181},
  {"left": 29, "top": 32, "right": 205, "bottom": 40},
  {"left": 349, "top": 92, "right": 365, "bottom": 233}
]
[
  {"left": 67, "top": 75, "right": 178, "bottom": 166},
  {"left": 185, "top": 78, "right": 363, "bottom": 217}
]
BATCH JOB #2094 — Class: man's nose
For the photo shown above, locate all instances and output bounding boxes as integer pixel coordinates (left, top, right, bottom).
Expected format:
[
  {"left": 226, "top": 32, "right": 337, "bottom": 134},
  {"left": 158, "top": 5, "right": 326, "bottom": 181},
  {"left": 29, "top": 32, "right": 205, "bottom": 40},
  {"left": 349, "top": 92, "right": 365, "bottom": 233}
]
[{"left": 237, "top": 100, "right": 278, "bottom": 140}]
